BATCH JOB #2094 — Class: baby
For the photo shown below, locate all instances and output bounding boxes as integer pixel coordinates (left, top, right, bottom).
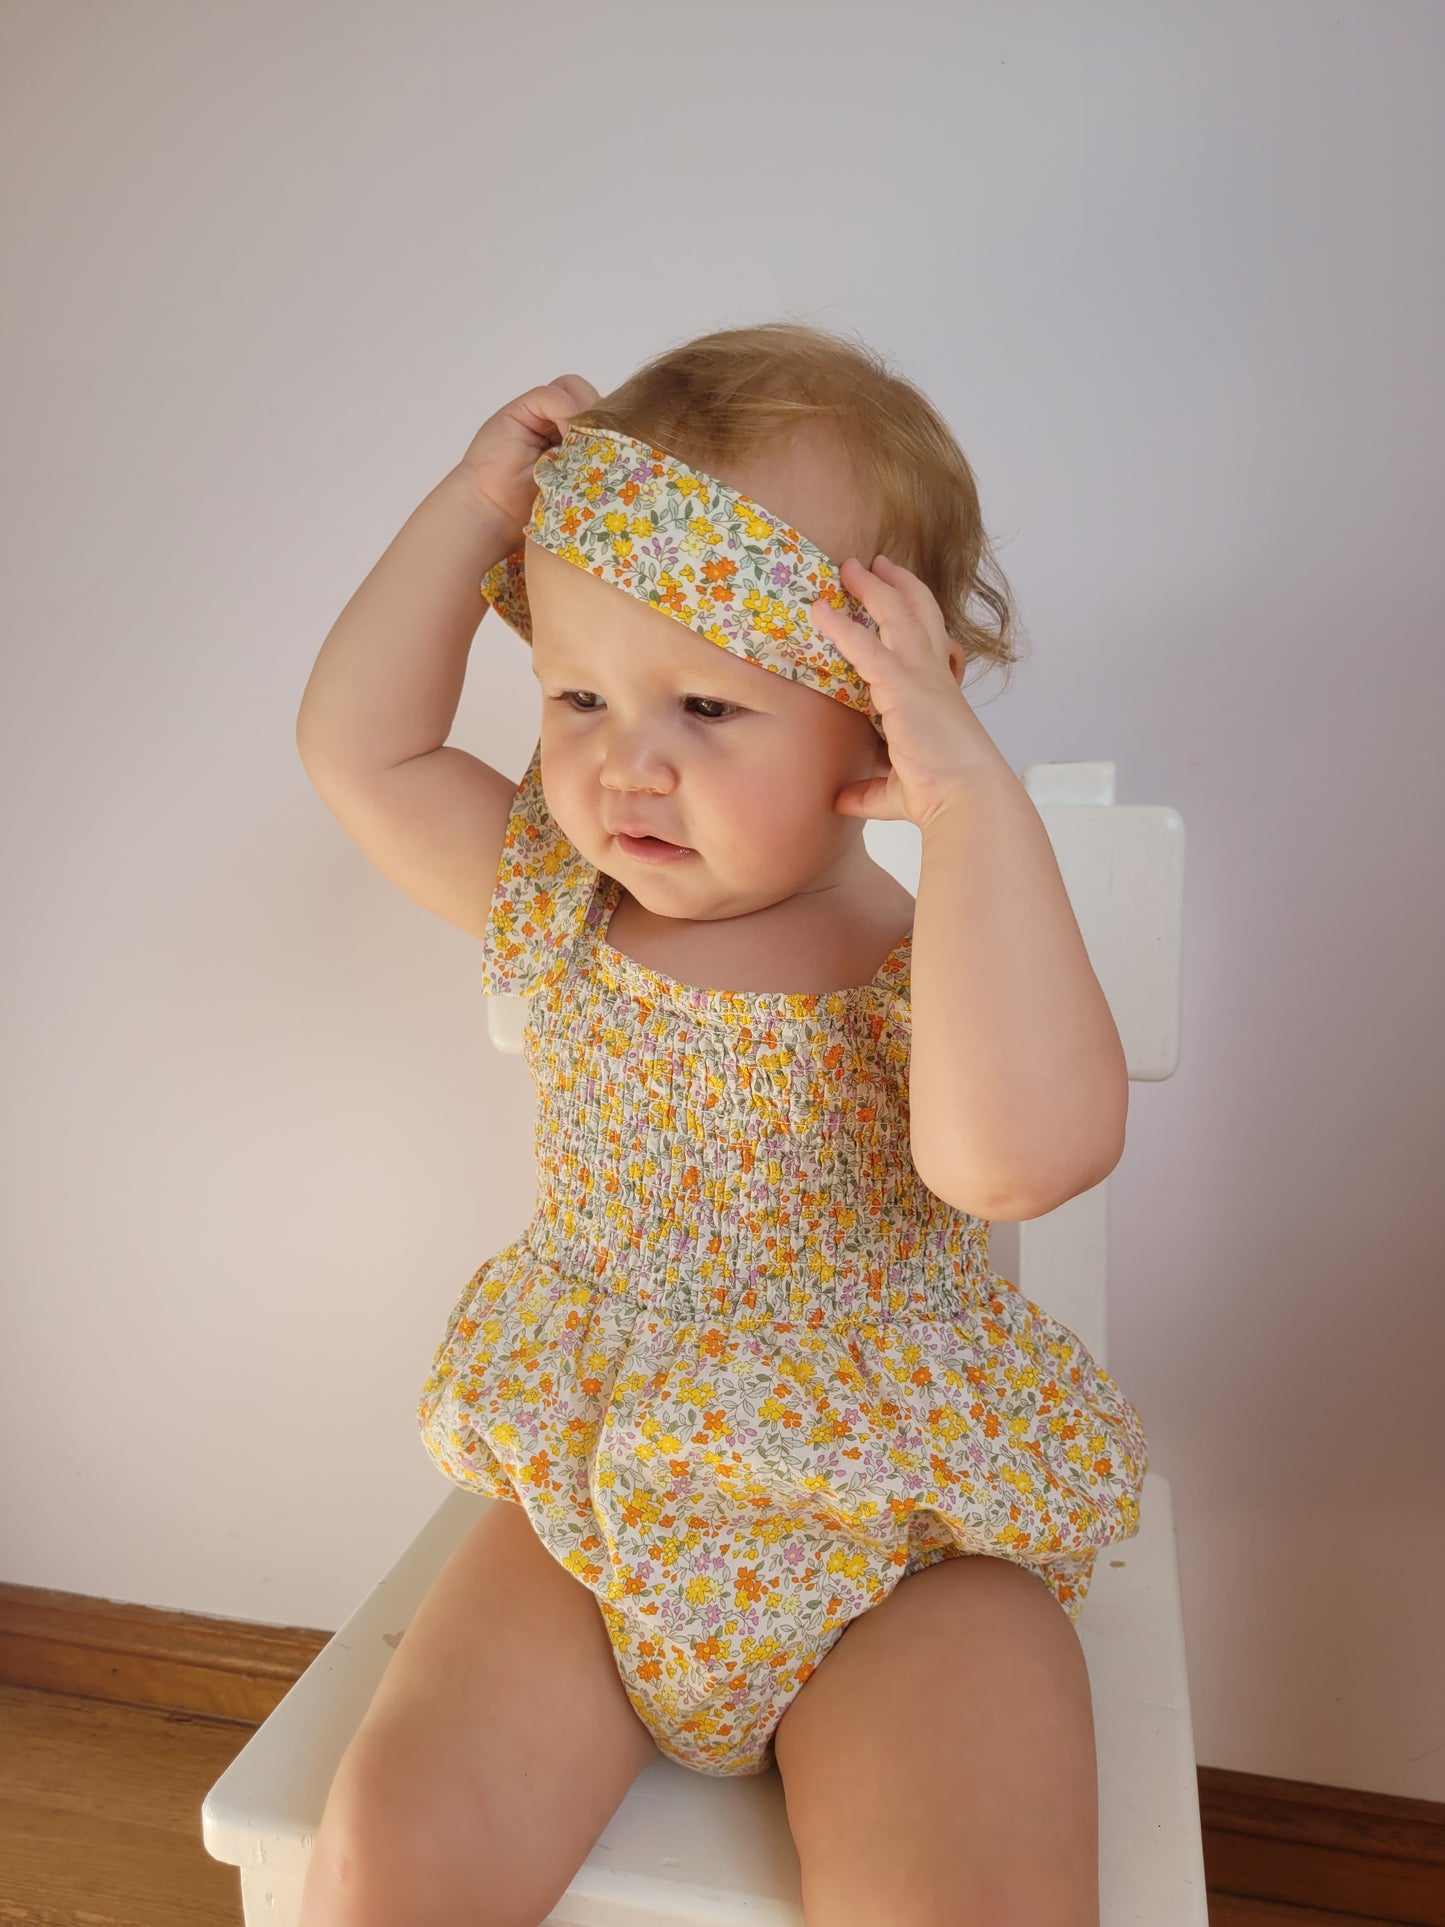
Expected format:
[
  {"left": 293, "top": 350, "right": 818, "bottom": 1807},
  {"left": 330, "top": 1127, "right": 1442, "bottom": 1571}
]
[{"left": 293, "top": 321, "right": 1148, "bottom": 1927}]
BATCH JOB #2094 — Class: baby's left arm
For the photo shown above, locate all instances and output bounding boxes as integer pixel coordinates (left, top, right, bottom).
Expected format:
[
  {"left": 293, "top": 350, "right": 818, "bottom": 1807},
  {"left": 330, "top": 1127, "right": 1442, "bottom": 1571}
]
[
  {"left": 812, "top": 555, "right": 1128, "bottom": 1223},
  {"left": 907, "top": 762, "right": 1128, "bottom": 1221}
]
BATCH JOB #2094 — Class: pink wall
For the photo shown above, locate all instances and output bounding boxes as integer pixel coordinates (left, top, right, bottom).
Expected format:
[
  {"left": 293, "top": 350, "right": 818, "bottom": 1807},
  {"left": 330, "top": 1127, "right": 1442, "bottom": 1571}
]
[{"left": 2, "top": 0, "right": 1440, "bottom": 1801}]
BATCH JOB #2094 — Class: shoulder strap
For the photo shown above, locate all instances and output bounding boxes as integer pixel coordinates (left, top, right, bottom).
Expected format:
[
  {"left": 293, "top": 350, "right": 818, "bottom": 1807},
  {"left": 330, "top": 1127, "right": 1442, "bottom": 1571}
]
[{"left": 480, "top": 741, "right": 604, "bottom": 997}]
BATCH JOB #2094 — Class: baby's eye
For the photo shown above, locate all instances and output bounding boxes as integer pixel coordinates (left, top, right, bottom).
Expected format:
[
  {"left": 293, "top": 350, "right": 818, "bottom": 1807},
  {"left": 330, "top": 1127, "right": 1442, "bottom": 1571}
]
[{"left": 554, "top": 692, "right": 738, "bottom": 721}]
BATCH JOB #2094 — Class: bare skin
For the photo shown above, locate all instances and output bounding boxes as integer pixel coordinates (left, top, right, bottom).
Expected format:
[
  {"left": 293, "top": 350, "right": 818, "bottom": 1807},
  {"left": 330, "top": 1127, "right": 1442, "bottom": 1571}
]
[
  {"left": 773, "top": 1551, "right": 1101, "bottom": 1926},
  {"left": 296, "top": 1494, "right": 659, "bottom": 1927}
]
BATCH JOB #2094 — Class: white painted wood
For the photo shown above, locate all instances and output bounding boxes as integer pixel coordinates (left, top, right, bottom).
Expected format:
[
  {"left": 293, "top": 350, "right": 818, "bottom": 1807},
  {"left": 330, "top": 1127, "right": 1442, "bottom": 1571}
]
[
  {"left": 1021, "top": 767, "right": 1184, "bottom": 1085},
  {"left": 1017, "top": 1179, "right": 1111, "bottom": 1369},
  {"left": 1011, "top": 762, "right": 1185, "bottom": 1370},
  {"left": 1023, "top": 759, "right": 1119, "bottom": 807},
  {"left": 205, "top": 759, "right": 1201, "bottom": 1922},
  {"left": 486, "top": 987, "right": 529, "bottom": 1053}
]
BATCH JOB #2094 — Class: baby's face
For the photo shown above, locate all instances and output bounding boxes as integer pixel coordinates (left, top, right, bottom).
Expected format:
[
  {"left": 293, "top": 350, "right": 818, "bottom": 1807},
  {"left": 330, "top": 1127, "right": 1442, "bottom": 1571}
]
[{"left": 525, "top": 536, "right": 888, "bottom": 924}]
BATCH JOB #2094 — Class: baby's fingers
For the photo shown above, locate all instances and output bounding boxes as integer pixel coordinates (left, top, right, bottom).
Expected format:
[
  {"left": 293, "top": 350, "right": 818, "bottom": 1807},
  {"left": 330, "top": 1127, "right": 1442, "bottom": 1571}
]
[{"left": 809, "top": 595, "right": 880, "bottom": 657}]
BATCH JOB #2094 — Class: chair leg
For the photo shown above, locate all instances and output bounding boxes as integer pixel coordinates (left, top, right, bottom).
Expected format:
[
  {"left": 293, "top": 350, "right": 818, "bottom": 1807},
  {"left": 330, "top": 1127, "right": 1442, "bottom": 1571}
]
[{"left": 239, "top": 1865, "right": 305, "bottom": 1926}]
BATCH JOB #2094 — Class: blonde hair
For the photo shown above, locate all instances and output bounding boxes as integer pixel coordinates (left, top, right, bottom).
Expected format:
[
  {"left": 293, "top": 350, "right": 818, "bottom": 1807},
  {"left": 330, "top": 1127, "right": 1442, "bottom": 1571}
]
[{"left": 566, "top": 319, "right": 1025, "bottom": 695}]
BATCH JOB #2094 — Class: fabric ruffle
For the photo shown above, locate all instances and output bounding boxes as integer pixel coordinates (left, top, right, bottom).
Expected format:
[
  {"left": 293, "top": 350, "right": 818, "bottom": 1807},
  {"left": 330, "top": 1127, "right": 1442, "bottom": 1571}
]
[
  {"left": 417, "top": 1233, "right": 1147, "bottom": 1772},
  {"left": 479, "top": 742, "right": 602, "bottom": 999}
]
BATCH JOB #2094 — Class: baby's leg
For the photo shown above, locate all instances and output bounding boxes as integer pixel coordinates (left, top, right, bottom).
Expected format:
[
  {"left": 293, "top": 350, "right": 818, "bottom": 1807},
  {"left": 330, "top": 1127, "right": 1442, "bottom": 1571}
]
[
  {"left": 297, "top": 1493, "right": 660, "bottom": 1927},
  {"left": 773, "top": 1551, "right": 1099, "bottom": 1926}
]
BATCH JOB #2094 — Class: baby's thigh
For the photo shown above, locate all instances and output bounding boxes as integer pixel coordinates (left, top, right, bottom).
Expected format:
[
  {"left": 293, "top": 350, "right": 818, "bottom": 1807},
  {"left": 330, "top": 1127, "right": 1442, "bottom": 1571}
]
[
  {"left": 298, "top": 1493, "right": 660, "bottom": 1927},
  {"left": 774, "top": 1553, "right": 1099, "bottom": 1926}
]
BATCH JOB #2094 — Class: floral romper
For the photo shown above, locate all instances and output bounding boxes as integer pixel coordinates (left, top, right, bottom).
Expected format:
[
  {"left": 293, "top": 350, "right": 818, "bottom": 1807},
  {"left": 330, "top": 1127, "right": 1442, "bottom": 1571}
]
[{"left": 417, "top": 865, "right": 1150, "bottom": 1778}]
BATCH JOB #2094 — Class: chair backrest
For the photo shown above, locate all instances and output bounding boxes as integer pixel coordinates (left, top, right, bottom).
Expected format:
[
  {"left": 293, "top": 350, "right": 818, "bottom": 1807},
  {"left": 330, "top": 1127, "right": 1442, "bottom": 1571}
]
[{"left": 485, "top": 761, "right": 1185, "bottom": 1368}]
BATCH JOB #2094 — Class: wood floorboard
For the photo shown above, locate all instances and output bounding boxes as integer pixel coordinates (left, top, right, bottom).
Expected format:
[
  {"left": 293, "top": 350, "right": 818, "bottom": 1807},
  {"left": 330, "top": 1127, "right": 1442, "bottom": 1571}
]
[
  {"left": 0, "top": 1684, "right": 242, "bottom": 1925},
  {"left": 1208, "top": 1897, "right": 1404, "bottom": 1926},
  {"left": 0, "top": 1681, "right": 1417, "bottom": 1926}
]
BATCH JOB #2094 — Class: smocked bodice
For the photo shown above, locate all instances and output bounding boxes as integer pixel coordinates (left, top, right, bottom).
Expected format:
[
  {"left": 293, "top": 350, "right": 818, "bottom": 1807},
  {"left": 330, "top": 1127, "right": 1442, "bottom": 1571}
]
[{"left": 513, "top": 874, "right": 993, "bottom": 1323}]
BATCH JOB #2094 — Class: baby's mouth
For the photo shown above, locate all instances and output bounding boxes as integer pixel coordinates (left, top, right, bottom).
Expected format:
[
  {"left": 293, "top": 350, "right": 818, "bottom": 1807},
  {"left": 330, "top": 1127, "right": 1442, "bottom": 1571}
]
[{"left": 613, "top": 829, "right": 696, "bottom": 859}]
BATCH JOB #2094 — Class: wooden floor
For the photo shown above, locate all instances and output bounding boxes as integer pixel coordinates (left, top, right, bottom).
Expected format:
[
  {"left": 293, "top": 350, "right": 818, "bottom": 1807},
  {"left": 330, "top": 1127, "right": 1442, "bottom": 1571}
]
[
  {"left": 0, "top": 1684, "right": 249, "bottom": 1925},
  {"left": 0, "top": 1682, "right": 1406, "bottom": 1926},
  {"left": 1209, "top": 1907, "right": 1402, "bottom": 1927}
]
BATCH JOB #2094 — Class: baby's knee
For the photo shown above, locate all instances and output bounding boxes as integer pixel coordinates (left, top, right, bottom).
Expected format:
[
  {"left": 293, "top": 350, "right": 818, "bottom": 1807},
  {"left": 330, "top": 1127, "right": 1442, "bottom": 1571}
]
[{"left": 298, "top": 1714, "right": 534, "bottom": 1927}]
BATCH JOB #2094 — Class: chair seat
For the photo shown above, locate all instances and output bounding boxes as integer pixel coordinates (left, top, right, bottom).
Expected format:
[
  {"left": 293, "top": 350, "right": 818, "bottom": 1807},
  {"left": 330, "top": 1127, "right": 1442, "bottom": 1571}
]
[{"left": 202, "top": 1471, "right": 1206, "bottom": 1925}]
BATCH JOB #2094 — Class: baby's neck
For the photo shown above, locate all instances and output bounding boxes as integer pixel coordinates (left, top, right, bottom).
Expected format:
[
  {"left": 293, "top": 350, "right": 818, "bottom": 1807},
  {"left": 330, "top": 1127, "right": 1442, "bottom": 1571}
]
[{"left": 605, "top": 868, "right": 914, "bottom": 996}]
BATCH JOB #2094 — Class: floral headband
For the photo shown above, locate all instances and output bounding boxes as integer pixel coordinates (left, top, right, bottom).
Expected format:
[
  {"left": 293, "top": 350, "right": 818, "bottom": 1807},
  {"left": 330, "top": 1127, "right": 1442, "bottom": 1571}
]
[{"left": 478, "top": 424, "right": 889, "bottom": 997}]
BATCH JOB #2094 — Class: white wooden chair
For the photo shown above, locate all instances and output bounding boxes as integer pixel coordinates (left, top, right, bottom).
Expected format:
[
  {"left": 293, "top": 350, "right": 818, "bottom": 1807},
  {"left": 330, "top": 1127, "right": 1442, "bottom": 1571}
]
[{"left": 203, "top": 759, "right": 1204, "bottom": 1924}]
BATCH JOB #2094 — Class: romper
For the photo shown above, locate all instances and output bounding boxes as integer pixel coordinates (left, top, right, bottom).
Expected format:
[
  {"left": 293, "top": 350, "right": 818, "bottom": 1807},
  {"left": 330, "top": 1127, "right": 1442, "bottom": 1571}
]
[{"left": 417, "top": 865, "right": 1150, "bottom": 1778}]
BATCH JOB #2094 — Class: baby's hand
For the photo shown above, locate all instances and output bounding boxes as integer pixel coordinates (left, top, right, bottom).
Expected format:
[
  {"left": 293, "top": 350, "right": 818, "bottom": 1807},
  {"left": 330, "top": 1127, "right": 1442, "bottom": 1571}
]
[
  {"left": 454, "top": 374, "right": 601, "bottom": 551},
  {"left": 810, "top": 556, "right": 1005, "bottom": 831}
]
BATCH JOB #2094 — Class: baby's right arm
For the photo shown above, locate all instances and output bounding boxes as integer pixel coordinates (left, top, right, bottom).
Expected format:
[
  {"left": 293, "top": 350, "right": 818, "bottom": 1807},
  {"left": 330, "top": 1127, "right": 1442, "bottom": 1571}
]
[{"left": 294, "top": 377, "right": 595, "bottom": 937}]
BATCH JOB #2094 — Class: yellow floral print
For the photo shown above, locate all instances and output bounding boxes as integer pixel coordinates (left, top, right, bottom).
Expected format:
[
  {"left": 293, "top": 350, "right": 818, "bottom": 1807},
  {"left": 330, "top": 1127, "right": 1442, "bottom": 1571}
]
[{"left": 418, "top": 865, "right": 1149, "bottom": 1776}]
